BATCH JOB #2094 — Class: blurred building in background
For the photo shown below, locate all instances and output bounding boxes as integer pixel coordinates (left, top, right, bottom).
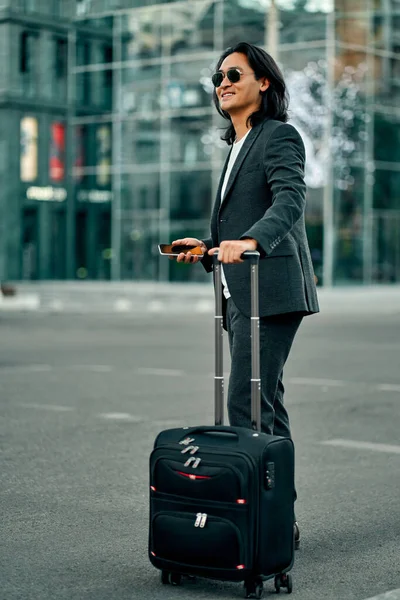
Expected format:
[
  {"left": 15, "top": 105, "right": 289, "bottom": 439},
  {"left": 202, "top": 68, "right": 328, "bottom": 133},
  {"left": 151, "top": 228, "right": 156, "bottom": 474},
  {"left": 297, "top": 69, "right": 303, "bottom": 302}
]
[{"left": 0, "top": 0, "right": 400, "bottom": 285}]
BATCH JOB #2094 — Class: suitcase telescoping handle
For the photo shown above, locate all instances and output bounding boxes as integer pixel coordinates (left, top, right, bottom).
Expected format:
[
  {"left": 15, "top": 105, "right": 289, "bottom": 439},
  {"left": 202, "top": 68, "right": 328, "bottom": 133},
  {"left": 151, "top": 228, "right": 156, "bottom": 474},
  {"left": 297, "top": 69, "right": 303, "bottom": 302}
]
[{"left": 213, "top": 250, "right": 261, "bottom": 431}]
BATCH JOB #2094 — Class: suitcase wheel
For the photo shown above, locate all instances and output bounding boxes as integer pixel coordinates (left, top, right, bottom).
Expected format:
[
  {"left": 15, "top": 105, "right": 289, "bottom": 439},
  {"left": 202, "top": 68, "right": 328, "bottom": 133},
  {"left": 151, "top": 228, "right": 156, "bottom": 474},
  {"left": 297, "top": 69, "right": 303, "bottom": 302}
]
[
  {"left": 274, "top": 573, "right": 293, "bottom": 594},
  {"left": 161, "top": 571, "right": 169, "bottom": 585},
  {"left": 161, "top": 571, "right": 182, "bottom": 586},
  {"left": 244, "top": 577, "right": 263, "bottom": 599}
]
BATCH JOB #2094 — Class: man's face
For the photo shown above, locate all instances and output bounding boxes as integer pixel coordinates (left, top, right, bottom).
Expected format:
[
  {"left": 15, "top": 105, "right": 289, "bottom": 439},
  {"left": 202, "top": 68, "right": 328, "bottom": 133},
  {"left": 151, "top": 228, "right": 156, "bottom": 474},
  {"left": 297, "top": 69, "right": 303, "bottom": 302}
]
[{"left": 215, "top": 52, "right": 269, "bottom": 117}]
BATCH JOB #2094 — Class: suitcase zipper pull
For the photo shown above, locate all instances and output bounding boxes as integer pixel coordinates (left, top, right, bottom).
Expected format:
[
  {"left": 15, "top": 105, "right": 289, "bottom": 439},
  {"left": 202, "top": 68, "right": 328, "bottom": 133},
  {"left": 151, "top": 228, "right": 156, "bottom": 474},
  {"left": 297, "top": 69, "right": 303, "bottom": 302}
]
[
  {"left": 179, "top": 437, "right": 195, "bottom": 446},
  {"left": 199, "top": 513, "right": 207, "bottom": 528},
  {"left": 184, "top": 457, "right": 202, "bottom": 468},
  {"left": 194, "top": 513, "right": 202, "bottom": 527},
  {"left": 181, "top": 445, "right": 199, "bottom": 455}
]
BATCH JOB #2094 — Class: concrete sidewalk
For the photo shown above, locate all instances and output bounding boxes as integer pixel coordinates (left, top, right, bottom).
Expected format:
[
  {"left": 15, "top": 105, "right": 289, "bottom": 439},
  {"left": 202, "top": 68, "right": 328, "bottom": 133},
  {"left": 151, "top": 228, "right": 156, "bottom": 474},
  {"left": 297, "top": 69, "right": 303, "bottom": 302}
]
[{"left": 1, "top": 281, "right": 400, "bottom": 314}]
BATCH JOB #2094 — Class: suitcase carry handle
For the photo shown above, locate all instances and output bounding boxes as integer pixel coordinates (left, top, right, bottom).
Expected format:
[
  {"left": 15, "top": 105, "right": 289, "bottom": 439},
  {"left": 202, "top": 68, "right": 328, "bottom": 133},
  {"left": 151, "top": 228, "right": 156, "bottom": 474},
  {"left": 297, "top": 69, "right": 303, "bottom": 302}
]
[
  {"left": 213, "top": 250, "right": 261, "bottom": 431},
  {"left": 183, "top": 425, "right": 239, "bottom": 439}
]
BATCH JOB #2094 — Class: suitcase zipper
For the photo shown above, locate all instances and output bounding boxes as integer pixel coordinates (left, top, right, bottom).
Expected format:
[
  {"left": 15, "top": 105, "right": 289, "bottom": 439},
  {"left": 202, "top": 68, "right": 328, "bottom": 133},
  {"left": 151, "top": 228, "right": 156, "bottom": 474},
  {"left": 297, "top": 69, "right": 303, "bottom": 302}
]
[
  {"left": 152, "top": 453, "right": 249, "bottom": 497},
  {"left": 152, "top": 510, "right": 246, "bottom": 566},
  {"left": 152, "top": 489, "right": 248, "bottom": 512}
]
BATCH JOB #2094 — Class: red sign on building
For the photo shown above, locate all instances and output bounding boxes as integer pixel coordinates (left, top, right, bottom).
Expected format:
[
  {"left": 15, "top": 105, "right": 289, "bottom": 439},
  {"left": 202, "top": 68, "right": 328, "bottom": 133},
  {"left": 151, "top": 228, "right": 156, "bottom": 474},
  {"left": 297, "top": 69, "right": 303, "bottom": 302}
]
[{"left": 49, "top": 122, "right": 65, "bottom": 182}]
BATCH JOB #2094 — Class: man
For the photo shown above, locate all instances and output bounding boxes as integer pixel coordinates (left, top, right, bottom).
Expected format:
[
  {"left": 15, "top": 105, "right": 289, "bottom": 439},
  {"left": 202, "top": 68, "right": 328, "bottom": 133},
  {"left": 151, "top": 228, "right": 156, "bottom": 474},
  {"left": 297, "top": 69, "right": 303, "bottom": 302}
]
[{"left": 171, "top": 42, "right": 319, "bottom": 548}]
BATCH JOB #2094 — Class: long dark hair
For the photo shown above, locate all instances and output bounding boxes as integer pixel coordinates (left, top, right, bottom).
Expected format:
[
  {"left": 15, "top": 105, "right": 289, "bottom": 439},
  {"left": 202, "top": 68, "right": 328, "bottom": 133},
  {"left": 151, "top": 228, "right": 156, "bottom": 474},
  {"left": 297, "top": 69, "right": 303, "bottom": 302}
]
[{"left": 212, "top": 42, "right": 289, "bottom": 145}]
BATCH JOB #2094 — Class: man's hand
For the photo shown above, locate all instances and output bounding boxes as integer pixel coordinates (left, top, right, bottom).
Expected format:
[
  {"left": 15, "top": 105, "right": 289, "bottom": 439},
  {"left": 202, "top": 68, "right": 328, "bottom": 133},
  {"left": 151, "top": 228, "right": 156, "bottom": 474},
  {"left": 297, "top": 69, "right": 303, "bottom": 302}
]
[
  {"left": 209, "top": 239, "right": 258, "bottom": 264},
  {"left": 171, "top": 237, "right": 207, "bottom": 264}
]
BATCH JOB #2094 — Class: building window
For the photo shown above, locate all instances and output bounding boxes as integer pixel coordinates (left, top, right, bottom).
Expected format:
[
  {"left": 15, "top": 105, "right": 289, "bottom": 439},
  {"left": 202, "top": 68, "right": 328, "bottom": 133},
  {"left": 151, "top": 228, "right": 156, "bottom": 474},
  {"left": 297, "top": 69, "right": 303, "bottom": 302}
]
[
  {"left": 76, "top": 0, "right": 90, "bottom": 17},
  {"left": 52, "top": 1, "right": 62, "bottom": 17},
  {"left": 103, "top": 43, "right": 113, "bottom": 109},
  {"left": 55, "top": 38, "right": 68, "bottom": 79},
  {"left": 20, "top": 32, "right": 31, "bottom": 73},
  {"left": 53, "top": 37, "right": 68, "bottom": 102},
  {"left": 22, "top": 0, "right": 37, "bottom": 13},
  {"left": 19, "top": 31, "right": 38, "bottom": 97},
  {"left": 76, "top": 41, "right": 91, "bottom": 105}
]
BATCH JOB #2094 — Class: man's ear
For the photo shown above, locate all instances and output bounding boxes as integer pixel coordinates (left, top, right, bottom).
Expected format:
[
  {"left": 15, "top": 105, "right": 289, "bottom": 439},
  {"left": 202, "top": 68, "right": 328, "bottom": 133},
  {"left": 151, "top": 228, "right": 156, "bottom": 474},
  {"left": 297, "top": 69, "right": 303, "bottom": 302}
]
[{"left": 260, "top": 78, "right": 270, "bottom": 93}]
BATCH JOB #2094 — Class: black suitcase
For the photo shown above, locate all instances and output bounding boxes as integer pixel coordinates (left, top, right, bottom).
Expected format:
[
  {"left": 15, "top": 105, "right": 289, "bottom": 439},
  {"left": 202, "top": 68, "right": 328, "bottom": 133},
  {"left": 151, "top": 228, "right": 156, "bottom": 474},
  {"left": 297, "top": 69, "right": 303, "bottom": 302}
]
[{"left": 149, "top": 251, "right": 295, "bottom": 598}]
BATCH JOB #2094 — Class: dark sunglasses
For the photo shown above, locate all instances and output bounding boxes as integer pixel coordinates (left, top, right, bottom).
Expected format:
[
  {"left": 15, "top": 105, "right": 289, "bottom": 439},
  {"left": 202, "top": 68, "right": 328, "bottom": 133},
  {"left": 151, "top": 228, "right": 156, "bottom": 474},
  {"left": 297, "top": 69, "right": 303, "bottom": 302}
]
[{"left": 211, "top": 68, "right": 253, "bottom": 88}]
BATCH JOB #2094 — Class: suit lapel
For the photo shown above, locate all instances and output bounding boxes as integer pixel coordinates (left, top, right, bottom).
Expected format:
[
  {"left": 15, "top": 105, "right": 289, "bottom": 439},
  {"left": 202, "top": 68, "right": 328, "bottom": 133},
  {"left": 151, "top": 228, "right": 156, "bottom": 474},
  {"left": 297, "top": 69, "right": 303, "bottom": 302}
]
[
  {"left": 219, "top": 122, "right": 264, "bottom": 209},
  {"left": 210, "top": 148, "right": 232, "bottom": 238},
  {"left": 216, "top": 147, "right": 232, "bottom": 205}
]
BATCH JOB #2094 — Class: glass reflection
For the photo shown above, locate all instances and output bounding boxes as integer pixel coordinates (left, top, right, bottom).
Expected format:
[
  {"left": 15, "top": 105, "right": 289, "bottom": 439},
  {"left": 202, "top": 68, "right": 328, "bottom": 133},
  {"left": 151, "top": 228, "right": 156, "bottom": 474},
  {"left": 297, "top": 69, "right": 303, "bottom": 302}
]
[
  {"left": 170, "top": 170, "right": 212, "bottom": 220},
  {"left": 68, "top": 0, "right": 400, "bottom": 285},
  {"left": 121, "top": 119, "right": 161, "bottom": 165},
  {"left": 121, "top": 65, "right": 162, "bottom": 116}
]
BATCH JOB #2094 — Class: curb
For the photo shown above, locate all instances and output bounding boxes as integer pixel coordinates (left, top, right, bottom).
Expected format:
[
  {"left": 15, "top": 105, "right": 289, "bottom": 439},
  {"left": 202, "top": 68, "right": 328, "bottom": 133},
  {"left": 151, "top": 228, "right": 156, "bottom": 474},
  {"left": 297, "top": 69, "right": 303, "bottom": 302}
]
[{"left": 1, "top": 284, "right": 400, "bottom": 315}]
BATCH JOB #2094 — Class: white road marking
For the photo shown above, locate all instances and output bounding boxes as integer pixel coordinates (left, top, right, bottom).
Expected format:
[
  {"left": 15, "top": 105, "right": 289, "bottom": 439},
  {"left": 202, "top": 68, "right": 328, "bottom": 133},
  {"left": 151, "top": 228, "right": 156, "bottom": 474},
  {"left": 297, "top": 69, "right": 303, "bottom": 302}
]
[
  {"left": 147, "top": 300, "right": 164, "bottom": 312},
  {"left": 0, "top": 364, "right": 52, "bottom": 373},
  {"left": 363, "top": 589, "right": 400, "bottom": 600},
  {"left": 18, "top": 403, "right": 74, "bottom": 412},
  {"left": 135, "top": 367, "right": 184, "bottom": 377},
  {"left": 288, "top": 377, "right": 346, "bottom": 387},
  {"left": 195, "top": 300, "right": 214, "bottom": 313},
  {"left": 99, "top": 412, "right": 143, "bottom": 422},
  {"left": 48, "top": 299, "right": 64, "bottom": 311},
  {"left": 66, "top": 365, "right": 113, "bottom": 372},
  {"left": 321, "top": 439, "right": 400, "bottom": 455},
  {"left": 114, "top": 298, "right": 132, "bottom": 312},
  {"left": 377, "top": 384, "right": 400, "bottom": 393}
]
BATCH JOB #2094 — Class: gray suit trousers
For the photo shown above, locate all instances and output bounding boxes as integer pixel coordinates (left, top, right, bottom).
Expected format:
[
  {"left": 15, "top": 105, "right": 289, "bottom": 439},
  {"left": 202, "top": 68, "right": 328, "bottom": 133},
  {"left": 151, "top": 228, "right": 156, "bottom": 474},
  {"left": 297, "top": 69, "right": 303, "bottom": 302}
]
[{"left": 226, "top": 297, "right": 303, "bottom": 437}]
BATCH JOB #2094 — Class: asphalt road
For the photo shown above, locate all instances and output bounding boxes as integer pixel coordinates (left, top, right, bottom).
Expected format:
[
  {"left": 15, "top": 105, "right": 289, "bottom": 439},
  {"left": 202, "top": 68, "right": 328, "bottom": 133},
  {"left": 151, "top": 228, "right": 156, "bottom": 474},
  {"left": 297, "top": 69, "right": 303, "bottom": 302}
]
[{"left": 1, "top": 309, "right": 400, "bottom": 600}]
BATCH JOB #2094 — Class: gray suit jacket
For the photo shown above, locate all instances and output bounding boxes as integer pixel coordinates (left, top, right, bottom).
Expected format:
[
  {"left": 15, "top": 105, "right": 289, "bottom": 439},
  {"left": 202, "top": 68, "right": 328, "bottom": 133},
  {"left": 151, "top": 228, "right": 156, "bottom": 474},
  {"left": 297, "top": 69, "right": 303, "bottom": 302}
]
[{"left": 202, "top": 117, "right": 319, "bottom": 320}]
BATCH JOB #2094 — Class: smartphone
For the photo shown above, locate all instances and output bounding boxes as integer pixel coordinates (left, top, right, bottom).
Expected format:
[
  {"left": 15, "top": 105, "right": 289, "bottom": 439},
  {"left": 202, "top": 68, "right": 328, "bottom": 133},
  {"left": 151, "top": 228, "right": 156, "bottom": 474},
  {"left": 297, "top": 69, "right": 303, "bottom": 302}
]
[{"left": 158, "top": 243, "right": 204, "bottom": 257}]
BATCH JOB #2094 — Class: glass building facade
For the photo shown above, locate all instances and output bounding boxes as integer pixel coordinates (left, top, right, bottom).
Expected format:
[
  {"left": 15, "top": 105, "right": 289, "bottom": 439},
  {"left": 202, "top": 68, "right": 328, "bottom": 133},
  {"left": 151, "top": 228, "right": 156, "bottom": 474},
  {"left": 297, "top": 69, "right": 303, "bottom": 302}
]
[{"left": 1, "top": 0, "right": 400, "bottom": 285}]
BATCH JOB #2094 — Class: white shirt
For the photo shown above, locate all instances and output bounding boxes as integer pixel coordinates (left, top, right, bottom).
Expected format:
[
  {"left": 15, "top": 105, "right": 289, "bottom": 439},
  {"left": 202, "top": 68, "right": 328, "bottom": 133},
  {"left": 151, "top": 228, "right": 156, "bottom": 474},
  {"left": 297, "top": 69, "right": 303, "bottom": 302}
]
[{"left": 220, "top": 130, "right": 251, "bottom": 299}]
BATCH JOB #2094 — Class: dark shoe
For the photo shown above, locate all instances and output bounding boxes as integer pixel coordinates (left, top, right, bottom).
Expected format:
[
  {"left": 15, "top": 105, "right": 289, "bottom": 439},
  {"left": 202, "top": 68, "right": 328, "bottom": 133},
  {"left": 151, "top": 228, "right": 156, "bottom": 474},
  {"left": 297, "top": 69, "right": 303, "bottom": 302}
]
[
  {"left": 294, "top": 521, "right": 300, "bottom": 550},
  {"left": 1, "top": 283, "right": 16, "bottom": 297}
]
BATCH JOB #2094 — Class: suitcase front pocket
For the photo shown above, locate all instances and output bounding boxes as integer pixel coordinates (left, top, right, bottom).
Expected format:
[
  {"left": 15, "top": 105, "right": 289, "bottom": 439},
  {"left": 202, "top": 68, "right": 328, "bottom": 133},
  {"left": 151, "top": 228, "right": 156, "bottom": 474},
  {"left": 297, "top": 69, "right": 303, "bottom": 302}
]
[
  {"left": 151, "top": 511, "right": 245, "bottom": 569},
  {"left": 153, "top": 458, "right": 244, "bottom": 502}
]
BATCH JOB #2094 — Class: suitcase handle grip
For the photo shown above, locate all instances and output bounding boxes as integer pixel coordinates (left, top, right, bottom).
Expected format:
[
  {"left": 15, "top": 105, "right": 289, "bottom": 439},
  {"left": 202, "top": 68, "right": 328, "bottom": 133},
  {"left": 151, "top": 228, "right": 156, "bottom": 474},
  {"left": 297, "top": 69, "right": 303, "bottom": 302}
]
[
  {"left": 212, "top": 249, "right": 260, "bottom": 263},
  {"left": 182, "top": 426, "right": 239, "bottom": 439},
  {"left": 241, "top": 249, "right": 260, "bottom": 262}
]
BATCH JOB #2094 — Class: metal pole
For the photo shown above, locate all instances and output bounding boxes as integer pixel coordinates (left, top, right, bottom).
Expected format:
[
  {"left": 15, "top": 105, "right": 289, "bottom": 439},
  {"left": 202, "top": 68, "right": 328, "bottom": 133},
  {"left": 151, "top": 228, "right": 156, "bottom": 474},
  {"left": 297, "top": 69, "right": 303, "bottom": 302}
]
[
  {"left": 111, "top": 16, "right": 122, "bottom": 280},
  {"left": 250, "top": 258, "right": 261, "bottom": 431},
  {"left": 213, "top": 255, "right": 224, "bottom": 426},
  {"left": 362, "top": 0, "right": 375, "bottom": 285},
  {"left": 158, "top": 8, "right": 172, "bottom": 282},
  {"left": 66, "top": 27, "right": 77, "bottom": 279},
  {"left": 322, "top": 8, "right": 335, "bottom": 288},
  {"left": 265, "top": 0, "right": 279, "bottom": 60}
]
